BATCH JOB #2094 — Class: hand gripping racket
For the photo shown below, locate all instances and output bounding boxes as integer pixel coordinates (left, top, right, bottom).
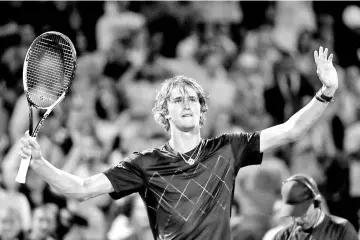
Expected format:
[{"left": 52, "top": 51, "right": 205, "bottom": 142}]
[{"left": 15, "top": 31, "right": 76, "bottom": 183}]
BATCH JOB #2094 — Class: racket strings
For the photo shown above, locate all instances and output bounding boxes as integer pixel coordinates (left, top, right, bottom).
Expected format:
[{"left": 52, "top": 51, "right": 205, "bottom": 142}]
[
  {"left": 40, "top": 37, "right": 75, "bottom": 77},
  {"left": 26, "top": 33, "right": 75, "bottom": 108}
]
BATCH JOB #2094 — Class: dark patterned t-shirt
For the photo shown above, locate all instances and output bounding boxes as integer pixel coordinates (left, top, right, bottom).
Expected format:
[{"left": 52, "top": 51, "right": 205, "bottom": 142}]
[
  {"left": 103, "top": 132, "right": 263, "bottom": 240},
  {"left": 274, "top": 214, "right": 359, "bottom": 240}
]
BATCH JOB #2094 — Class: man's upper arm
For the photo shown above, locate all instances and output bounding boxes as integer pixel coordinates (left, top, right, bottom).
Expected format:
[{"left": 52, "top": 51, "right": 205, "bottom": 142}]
[
  {"left": 102, "top": 154, "right": 146, "bottom": 200},
  {"left": 341, "top": 221, "right": 359, "bottom": 240},
  {"left": 83, "top": 173, "right": 114, "bottom": 201},
  {"left": 226, "top": 132, "right": 263, "bottom": 172},
  {"left": 260, "top": 123, "right": 293, "bottom": 153}
]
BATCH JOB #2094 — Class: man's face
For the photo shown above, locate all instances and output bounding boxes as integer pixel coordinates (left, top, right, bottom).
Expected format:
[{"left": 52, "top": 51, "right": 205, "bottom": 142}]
[
  {"left": 293, "top": 203, "right": 314, "bottom": 228},
  {"left": 167, "top": 86, "right": 201, "bottom": 132}
]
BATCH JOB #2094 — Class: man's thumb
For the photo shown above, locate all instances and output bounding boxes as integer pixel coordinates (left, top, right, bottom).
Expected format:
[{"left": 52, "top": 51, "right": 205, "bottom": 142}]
[{"left": 25, "top": 130, "right": 30, "bottom": 137}]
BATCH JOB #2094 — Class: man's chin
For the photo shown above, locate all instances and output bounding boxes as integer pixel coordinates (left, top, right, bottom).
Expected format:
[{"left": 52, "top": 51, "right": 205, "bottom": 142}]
[
  {"left": 180, "top": 124, "right": 197, "bottom": 132},
  {"left": 295, "top": 219, "right": 309, "bottom": 227}
]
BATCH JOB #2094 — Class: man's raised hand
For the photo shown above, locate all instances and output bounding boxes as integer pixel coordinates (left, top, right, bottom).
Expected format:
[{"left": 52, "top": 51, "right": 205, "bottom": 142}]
[{"left": 314, "top": 46, "right": 338, "bottom": 96}]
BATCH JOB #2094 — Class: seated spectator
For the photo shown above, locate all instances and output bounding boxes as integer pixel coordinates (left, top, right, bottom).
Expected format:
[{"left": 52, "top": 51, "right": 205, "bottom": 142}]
[
  {"left": 63, "top": 199, "right": 107, "bottom": 240},
  {"left": 95, "top": 1, "right": 145, "bottom": 53},
  {"left": 177, "top": 2, "right": 239, "bottom": 62},
  {"left": 107, "top": 194, "right": 152, "bottom": 240},
  {"left": 27, "top": 204, "right": 58, "bottom": 240},
  {"left": 19, "top": 168, "right": 67, "bottom": 210},
  {"left": 0, "top": 206, "right": 25, "bottom": 240},
  {"left": 264, "top": 51, "right": 316, "bottom": 125},
  {"left": 273, "top": 174, "right": 358, "bottom": 240},
  {"left": 232, "top": 157, "right": 290, "bottom": 240},
  {"left": 0, "top": 160, "right": 31, "bottom": 232}
]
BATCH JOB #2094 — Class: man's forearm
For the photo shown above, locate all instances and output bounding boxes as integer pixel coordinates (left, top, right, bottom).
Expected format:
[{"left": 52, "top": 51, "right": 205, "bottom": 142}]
[
  {"left": 30, "top": 157, "right": 86, "bottom": 200},
  {"left": 286, "top": 95, "right": 330, "bottom": 138}
]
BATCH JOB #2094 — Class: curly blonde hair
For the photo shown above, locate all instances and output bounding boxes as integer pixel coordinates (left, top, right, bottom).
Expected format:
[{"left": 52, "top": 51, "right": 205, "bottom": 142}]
[{"left": 152, "top": 75, "right": 209, "bottom": 131}]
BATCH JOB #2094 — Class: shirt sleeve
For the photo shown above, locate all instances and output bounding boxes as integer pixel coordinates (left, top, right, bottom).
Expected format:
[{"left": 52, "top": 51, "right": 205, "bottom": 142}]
[
  {"left": 273, "top": 227, "right": 291, "bottom": 240},
  {"left": 103, "top": 153, "right": 145, "bottom": 200},
  {"left": 340, "top": 221, "right": 359, "bottom": 240},
  {"left": 226, "top": 131, "right": 263, "bottom": 173}
]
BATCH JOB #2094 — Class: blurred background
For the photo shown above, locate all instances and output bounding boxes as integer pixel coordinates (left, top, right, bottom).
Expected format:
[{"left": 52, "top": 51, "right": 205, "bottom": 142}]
[{"left": 1, "top": 1, "right": 360, "bottom": 240}]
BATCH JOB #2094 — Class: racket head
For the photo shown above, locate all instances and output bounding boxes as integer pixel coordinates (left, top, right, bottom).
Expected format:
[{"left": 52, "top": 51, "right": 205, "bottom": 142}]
[{"left": 23, "top": 31, "right": 77, "bottom": 109}]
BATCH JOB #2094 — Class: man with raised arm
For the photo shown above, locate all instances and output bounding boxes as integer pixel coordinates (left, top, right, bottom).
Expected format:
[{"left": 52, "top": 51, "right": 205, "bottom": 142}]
[{"left": 19, "top": 46, "right": 338, "bottom": 240}]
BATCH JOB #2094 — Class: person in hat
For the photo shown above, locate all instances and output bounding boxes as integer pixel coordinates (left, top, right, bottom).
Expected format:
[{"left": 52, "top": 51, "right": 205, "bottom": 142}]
[{"left": 273, "top": 174, "right": 358, "bottom": 240}]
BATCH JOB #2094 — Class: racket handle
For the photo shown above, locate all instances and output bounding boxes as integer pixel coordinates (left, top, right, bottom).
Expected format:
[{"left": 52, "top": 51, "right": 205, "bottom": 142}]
[{"left": 15, "top": 156, "right": 31, "bottom": 183}]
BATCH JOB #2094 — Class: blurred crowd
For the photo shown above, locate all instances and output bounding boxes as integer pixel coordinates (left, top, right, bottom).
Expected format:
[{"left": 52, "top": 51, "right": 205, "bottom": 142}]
[{"left": 1, "top": 1, "right": 360, "bottom": 240}]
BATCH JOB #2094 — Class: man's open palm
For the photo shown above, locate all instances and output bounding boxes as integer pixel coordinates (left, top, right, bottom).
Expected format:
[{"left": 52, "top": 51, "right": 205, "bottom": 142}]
[{"left": 314, "top": 46, "right": 338, "bottom": 89}]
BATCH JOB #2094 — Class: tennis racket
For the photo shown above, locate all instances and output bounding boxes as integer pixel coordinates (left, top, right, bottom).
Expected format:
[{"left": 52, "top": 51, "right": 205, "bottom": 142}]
[{"left": 15, "top": 31, "right": 77, "bottom": 183}]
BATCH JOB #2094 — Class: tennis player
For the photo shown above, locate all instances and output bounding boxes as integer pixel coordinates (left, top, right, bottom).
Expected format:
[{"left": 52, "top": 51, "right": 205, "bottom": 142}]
[
  {"left": 19, "top": 46, "right": 338, "bottom": 240},
  {"left": 273, "top": 174, "right": 358, "bottom": 240}
]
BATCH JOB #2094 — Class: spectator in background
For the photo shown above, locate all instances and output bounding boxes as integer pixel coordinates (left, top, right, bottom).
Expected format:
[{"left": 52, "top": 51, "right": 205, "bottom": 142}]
[
  {"left": 1, "top": 24, "right": 34, "bottom": 93},
  {"left": 62, "top": 120, "right": 112, "bottom": 211},
  {"left": 27, "top": 204, "right": 58, "bottom": 240},
  {"left": 95, "top": 1, "right": 145, "bottom": 53},
  {"left": 228, "top": 49, "right": 272, "bottom": 132},
  {"left": 232, "top": 157, "right": 290, "bottom": 240},
  {"left": 94, "top": 77, "right": 128, "bottom": 153},
  {"left": 0, "top": 183, "right": 31, "bottom": 234},
  {"left": 0, "top": 24, "right": 36, "bottom": 150},
  {"left": 296, "top": 29, "right": 319, "bottom": 81},
  {"left": 272, "top": 1, "right": 316, "bottom": 52},
  {"left": 342, "top": 4, "right": 360, "bottom": 67},
  {"left": 135, "top": 14, "right": 177, "bottom": 82},
  {"left": 338, "top": 66, "right": 360, "bottom": 126},
  {"left": 0, "top": 206, "right": 25, "bottom": 240},
  {"left": 135, "top": 1, "right": 184, "bottom": 59},
  {"left": 18, "top": 168, "right": 67, "bottom": 211},
  {"left": 107, "top": 195, "right": 152, "bottom": 240},
  {"left": 0, "top": 88, "right": 10, "bottom": 159},
  {"left": 61, "top": 199, "right": 107, "bottom": 240},
  {"left": 0, "top": 153, "right": 32, "bottom": 233},
  {"left": 176, "top": 1, "right": 238, "bottom": 63},
  {"left": 273, "top": 174, "right": 358, "bottom": 240},
  {"left": 264, "top": 51, "right": 316, "bottom": 126},
  {"left": 262, "top": 199, "right": 292, "bottom": 240}
]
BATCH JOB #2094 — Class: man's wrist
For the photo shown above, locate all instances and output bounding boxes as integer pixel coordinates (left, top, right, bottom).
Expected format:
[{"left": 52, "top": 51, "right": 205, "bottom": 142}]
[
  {"left": 316, "top": 87, "right": 335, "bottom": 103},
  {"left": 321, "top": 85, "right": 337, "bottom": 97},
  {"left": 29, "top": 156, "right": 44, "bottom": 167}
]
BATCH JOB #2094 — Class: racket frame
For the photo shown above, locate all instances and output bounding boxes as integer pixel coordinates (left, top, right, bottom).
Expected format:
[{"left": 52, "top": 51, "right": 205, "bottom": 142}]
[{"left": 16, "top": 31, "right": 76, "bottom": 183}]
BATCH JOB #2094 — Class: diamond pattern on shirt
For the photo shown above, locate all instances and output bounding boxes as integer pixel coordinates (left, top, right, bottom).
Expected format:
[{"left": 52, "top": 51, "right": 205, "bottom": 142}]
[{"left": 147, "top": 155, "right": 235, "bottom": 222}]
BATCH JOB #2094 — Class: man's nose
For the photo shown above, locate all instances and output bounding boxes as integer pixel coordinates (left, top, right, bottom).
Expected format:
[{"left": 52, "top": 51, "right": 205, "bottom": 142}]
[{"left": 182, "top": 99, "right": 190, "bottom": 109}]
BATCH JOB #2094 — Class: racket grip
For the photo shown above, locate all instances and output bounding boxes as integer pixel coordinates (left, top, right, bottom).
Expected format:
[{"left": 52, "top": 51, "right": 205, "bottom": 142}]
[{"left": 15, "top": 156, "right": 31, "bottom": 183}]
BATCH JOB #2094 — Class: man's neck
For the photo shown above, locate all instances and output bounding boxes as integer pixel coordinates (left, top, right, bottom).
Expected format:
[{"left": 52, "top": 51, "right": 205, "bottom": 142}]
[
  {"left": 169, "top": 128, "right": 201, "bottom": 153},
  {"left": 313, "top": 209, "right": 325, "bottom": 228}
]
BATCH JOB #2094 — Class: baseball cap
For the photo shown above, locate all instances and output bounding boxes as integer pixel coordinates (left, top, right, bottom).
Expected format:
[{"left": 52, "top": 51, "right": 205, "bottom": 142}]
[{"left": 280, "top": 174, "right": 320, "bottom": 217}]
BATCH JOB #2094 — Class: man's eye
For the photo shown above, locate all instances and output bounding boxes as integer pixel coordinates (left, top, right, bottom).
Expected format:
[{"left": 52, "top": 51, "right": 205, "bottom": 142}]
[{"left": 174, "top": 99, "right": 182, "bottom": 103}]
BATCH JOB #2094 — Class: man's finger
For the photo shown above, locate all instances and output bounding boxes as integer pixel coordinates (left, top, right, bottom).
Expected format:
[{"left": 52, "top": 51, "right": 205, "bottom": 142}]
[
  {"left": 328, "top": 53, "right": 333, "bottom": 63},
  {"left": 324, "top": 48, "right": 328, "bottom": 58},
  {"left": 314, "top": 50, "right": 319, "bottom": 63},
  {"left": 21, "top": 146, "right": 31, "bottom": 155},
  {"left": 319, "top": 46, "right": 323, "bottom": 58},
  {"left": 20, "top": 151, "right": 30, "bottom": 159},
  {"left": 28, "top": 138, "right": 38, "bottom": 148},
  {"left": 20, "top": 137, "right": 30, "bottom": 148}
]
